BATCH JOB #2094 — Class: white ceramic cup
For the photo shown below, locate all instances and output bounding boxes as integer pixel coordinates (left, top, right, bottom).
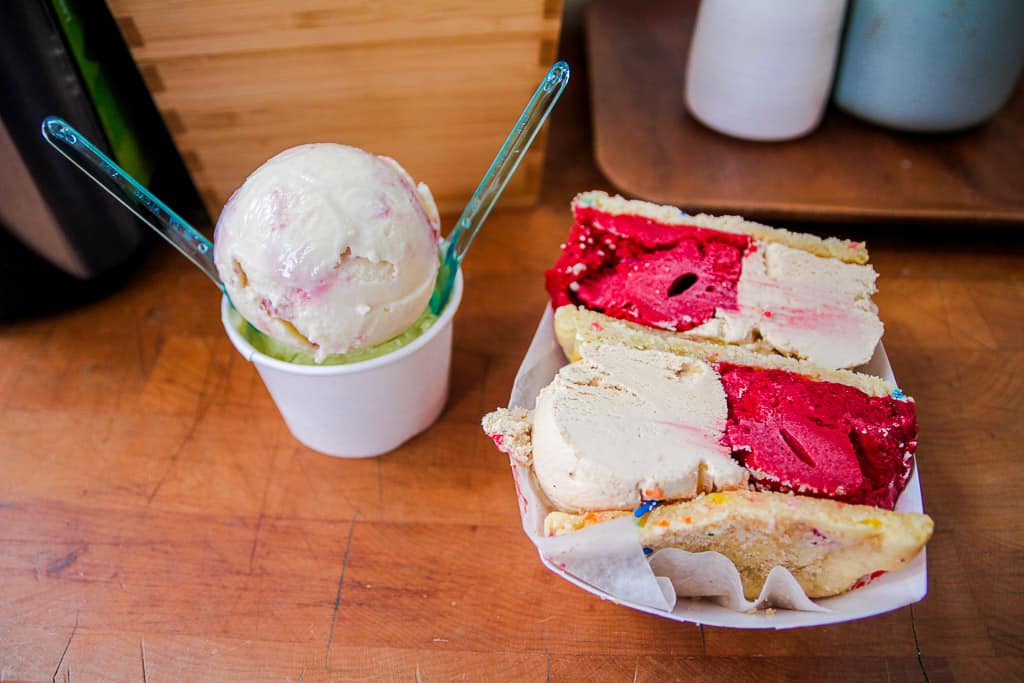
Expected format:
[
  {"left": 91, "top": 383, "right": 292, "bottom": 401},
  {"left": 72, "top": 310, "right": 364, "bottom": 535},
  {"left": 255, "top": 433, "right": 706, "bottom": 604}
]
[
  {"left": 221, "top": 272, "right": 463, "bottom": 457},
  {"left": 685, "top": 0, "right": 848, "bottom": 141}
]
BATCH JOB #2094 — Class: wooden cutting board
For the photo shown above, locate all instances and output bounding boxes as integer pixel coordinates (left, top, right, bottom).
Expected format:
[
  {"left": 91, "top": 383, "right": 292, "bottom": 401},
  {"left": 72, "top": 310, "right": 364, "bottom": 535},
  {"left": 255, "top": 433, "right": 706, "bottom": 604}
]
[{"left": 585, "top": 0, "right": 1024, "bottom": 224}]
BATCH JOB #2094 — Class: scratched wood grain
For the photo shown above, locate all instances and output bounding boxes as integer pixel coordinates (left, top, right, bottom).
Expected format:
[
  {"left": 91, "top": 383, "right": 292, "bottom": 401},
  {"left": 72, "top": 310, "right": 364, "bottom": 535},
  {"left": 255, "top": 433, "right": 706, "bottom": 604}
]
[{"left": 1, "top": 16, "right": 1023, "bottom": 683}]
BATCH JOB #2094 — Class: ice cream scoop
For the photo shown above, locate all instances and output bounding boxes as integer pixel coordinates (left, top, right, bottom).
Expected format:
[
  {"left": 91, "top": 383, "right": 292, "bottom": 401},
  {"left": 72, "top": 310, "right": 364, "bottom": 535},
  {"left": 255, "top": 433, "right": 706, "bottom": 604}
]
[
  {"left": 430, "top": 60, "right": 570, "bottom": 315},
  {"left": 213, "top": 144, "right": 441, "bottom": 360}
]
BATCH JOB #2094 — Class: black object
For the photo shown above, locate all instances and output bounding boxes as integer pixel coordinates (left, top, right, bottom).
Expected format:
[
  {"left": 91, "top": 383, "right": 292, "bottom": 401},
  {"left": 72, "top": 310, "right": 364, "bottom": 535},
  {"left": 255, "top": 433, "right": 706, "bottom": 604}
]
[{"left": 0, "top": 0, "right": 207, "bottom": 321}]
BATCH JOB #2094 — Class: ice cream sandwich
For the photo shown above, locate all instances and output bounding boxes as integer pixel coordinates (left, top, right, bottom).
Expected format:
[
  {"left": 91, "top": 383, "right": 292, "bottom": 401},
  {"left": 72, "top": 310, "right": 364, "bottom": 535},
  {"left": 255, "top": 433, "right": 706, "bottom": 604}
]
[
  {"left": 545, "top": 191, "right": 883, "bottom": 370},
  {"left": 482, "top": 340, "right": 930, "bottom": 599}
]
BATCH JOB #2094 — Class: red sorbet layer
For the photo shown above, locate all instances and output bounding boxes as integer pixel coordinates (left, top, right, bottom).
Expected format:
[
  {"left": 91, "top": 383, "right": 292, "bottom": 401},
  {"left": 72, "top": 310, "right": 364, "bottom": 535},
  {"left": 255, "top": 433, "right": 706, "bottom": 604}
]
[
  {"left": 545, "top": 206, "right": 751, "bottom": 331},
  {"left": 717, "top": 363, "right": 918, "bottom": 510}
]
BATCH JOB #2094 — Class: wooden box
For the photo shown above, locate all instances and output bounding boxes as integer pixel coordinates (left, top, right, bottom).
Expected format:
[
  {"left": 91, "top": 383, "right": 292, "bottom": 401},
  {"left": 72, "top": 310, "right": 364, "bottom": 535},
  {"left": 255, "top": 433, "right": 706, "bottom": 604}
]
[{"left": 107, "top": 0, "right": 564, "bottom": 219}]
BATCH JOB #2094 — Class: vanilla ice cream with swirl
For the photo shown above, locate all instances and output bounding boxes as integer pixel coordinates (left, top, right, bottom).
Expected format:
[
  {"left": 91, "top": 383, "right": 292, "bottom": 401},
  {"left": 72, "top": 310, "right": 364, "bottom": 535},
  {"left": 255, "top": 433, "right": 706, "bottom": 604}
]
[{"left": 214, "top": 144, "right": 441, "bottom": 362}]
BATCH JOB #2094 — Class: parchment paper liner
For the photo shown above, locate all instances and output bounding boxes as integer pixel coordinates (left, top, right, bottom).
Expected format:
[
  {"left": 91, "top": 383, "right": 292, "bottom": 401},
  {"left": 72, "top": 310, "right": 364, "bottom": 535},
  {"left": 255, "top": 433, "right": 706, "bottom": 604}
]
[{"left": 506, "top": 307, "right": 928, "bottom": 629}]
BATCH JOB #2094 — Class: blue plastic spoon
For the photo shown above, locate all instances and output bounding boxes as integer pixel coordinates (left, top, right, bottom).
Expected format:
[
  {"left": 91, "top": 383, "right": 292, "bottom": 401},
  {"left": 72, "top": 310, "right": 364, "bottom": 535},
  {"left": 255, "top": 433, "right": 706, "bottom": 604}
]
[
  {"left": 429, "top": 61, "right": 570, "bottom": 314},
  {"left": 41, "top": 116, "right": 220, "bottom": 286}
]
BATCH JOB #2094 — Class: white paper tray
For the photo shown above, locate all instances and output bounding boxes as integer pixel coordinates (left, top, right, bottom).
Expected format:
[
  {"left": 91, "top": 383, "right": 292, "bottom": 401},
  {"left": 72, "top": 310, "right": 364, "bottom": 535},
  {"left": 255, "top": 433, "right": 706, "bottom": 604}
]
[{"left": 505, "top": 306, "right": 927, "bottom": 629}]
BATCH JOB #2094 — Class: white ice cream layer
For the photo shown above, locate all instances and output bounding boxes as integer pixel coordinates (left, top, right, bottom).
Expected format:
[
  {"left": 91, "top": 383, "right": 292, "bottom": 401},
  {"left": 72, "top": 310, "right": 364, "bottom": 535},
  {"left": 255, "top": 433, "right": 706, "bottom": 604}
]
[
  {"left": 531, "top": 343, "right": 746, "bottom": 512},
  {"left": 687, "top": 242, "right": 883, "bottom": 370},
  {"left": 213, "top": 144, "right": 440, "bottom": 360}
]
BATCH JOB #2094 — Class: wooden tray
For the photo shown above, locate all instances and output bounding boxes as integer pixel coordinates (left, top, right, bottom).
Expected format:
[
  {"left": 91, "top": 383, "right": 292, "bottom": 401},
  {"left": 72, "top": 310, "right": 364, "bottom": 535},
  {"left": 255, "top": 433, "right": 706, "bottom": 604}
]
[{"left": 585, "top": 0, "right": 1024, "bottom": 224}]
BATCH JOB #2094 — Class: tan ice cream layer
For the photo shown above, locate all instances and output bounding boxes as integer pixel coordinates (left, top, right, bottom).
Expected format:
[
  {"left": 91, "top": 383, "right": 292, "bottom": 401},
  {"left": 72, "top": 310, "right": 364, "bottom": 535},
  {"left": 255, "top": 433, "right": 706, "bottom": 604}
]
[{"left": 489, "top": 343, "right": 748, "bottom": 513}]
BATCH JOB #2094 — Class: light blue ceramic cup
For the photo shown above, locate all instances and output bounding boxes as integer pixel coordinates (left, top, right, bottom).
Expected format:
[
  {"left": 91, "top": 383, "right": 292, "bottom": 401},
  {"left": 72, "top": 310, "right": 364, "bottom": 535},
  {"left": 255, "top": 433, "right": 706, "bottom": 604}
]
[{"left": 833, "top": 0, "right": 1024, "bottom": 132}]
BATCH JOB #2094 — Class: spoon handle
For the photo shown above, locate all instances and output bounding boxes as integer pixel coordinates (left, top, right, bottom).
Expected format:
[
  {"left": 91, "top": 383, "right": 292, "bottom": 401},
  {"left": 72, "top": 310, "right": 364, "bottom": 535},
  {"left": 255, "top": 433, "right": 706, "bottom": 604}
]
[
  {"left": 40, "top": 116, "right": 221, "bottom": 286},
  {"left": 430, "top": 61, "right": 570, "bottom": 314}
]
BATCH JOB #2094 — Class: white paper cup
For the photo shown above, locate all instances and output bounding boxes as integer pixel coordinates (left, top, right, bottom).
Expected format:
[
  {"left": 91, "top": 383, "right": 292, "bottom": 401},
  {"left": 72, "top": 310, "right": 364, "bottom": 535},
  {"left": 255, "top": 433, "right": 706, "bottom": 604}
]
[{"left": 221, "top": 272, "right": 463, "bottom": 457}]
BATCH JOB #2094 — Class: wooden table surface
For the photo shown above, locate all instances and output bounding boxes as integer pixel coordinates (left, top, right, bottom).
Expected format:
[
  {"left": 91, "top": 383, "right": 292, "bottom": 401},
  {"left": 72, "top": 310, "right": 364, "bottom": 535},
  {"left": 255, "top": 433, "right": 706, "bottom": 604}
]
[{"left": 2, "top": 21, "right": 1023, "bottom": 683}]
